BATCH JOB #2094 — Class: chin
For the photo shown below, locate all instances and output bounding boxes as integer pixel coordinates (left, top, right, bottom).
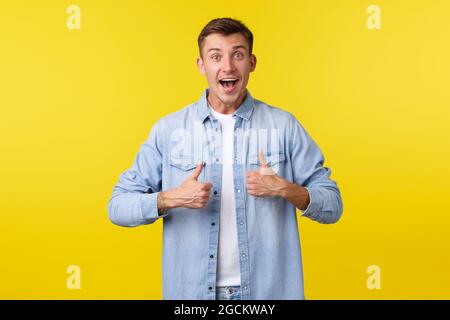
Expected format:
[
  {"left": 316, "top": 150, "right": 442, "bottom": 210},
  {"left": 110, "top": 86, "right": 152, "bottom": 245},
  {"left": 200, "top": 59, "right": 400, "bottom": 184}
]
[{"left": 220, "top": 95, "right": 240, "bottom": 106}]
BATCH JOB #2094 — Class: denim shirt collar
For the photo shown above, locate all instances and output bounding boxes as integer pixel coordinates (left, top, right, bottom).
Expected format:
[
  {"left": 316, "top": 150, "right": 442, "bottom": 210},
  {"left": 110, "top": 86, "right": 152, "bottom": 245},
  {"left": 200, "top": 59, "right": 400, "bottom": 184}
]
[{"left": 196, "top": 88, "right": 255, "bottom": 123}]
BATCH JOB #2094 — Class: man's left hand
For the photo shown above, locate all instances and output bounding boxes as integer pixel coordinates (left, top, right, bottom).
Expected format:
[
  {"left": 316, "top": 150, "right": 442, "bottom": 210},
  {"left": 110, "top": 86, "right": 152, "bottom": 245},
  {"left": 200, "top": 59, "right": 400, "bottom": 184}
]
[{"left": 245, "top": 150, "right": 288, "bottom": 198}]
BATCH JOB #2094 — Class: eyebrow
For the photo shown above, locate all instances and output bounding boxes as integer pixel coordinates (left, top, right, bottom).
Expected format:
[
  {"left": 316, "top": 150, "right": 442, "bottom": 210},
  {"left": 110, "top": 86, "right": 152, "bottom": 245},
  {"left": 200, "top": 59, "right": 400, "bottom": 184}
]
[
  {"left": 232, "top": 45, "right": 247, "bottom": 51},
  {"left": 207, "top": 45, "right": 248, "bottom": 53}
]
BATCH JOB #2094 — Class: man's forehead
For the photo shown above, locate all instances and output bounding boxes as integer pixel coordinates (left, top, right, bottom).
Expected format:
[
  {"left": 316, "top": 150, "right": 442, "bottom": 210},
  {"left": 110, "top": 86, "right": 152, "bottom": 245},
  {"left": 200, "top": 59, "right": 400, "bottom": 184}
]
[{"left": 203, "top": 33, "right": 249, "bottom": 51}]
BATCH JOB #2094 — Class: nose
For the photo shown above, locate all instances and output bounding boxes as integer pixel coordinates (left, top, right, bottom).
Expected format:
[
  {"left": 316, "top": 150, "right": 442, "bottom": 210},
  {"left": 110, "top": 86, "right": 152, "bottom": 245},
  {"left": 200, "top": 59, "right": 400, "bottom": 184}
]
[{"left": 221, "top": 55, "right": 236, "bottom": 73}]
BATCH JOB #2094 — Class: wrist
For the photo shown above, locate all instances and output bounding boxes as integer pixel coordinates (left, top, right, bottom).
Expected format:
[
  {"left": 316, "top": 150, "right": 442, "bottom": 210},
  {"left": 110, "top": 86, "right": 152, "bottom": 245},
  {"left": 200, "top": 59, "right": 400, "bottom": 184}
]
[
  {"left": 159, "top": 189, "right": 182, "bottom": 210},
  {"left": 157, "top": 192, "right": 168, "bottom": 215},
  {"left": 280, "top": 182, "right": 310, "bottom": 211},
  {"left": 277, "top": 179, "right": 294, "bottom": 198}
]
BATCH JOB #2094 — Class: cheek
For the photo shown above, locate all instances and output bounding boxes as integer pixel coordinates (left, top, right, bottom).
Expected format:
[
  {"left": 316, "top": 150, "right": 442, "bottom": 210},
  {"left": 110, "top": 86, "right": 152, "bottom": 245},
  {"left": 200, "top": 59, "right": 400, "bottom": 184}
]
[
  {"left": 205, "top": 69, "right": 218, "bottom": 83},
  {"left": 238, "top": 65, "right": 251, "bottom": 79}
]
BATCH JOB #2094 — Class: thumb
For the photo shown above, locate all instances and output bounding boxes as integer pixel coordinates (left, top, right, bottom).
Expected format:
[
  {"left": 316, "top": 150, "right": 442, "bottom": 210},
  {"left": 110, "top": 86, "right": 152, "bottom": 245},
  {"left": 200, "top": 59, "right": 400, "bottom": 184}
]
[
  {"left": 259, "top": 150, "right": 275, "bottom": 176},
  {"left": 258, "top": 150, "right": 268, "bottom": 167},
  {"left": 189, "top": 161, "right": 204, "bottom": 180}
]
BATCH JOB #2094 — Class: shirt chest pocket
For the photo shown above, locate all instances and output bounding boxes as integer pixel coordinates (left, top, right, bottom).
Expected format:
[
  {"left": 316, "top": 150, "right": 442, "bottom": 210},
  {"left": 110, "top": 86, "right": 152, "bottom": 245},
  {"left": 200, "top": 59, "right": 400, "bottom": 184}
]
[{"left": 168, "top": 156, "right": 200, "bottom": 188}]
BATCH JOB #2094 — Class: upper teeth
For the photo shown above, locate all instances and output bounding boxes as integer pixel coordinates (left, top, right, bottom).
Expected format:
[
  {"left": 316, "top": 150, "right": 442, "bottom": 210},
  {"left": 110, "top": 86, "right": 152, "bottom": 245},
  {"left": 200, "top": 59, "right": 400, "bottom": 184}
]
[{"left": 221, "top": 79, "right": 237, "bottom": 81}]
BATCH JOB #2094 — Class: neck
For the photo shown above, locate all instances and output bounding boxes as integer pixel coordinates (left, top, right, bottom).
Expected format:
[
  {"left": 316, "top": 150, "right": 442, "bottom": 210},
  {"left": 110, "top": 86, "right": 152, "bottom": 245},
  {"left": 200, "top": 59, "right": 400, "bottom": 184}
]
[{"left": 207, "top": 90, "right": 247, "bottom": 114}]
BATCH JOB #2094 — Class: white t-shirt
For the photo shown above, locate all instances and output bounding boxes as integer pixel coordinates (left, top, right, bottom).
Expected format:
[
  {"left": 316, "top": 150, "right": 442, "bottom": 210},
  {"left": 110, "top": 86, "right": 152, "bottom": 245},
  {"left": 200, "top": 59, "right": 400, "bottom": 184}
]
[{"left": 209, "top": 106, "right": 241, "bottom": 287}]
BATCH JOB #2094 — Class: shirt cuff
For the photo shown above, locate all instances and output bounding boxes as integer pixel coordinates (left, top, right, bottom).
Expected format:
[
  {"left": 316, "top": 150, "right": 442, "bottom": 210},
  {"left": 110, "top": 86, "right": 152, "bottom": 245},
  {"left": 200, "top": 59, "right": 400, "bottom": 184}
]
[
  {"left": 300, "top": 187, "right": 322, "bottom": 220},
  {"left": 140, "top": 192, "right": 169, "bottom": 223}
]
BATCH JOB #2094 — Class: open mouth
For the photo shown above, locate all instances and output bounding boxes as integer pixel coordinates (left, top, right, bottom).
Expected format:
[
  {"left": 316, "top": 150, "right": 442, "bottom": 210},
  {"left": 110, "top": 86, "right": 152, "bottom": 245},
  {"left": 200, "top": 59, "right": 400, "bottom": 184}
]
[{"left": 219, "top": 78, "right": 239, "bottom": 92}]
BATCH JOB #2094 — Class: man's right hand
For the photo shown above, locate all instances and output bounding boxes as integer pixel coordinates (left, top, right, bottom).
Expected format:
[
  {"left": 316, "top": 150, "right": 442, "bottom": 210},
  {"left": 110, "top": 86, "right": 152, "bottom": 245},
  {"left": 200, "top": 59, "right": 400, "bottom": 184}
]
[{"left": 158, "top": 162, "right": 213, "bottom": 211}]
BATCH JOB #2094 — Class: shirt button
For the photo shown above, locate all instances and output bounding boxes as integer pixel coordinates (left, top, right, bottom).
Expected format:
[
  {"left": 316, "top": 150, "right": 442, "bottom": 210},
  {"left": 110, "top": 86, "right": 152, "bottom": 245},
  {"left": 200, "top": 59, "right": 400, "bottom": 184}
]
[
  {"left": 237, "top": 189, "right": 241, "bottom": 193},
  {"left": 244, "top": 286, "right": 248, "bottom": 290},
  {"left": 211, "top": 222, "right": 215, "bottom": 226},
  {"left": 209, "top": 286, "right": 213, "bottom": 290},
  {"left": 239, "top": 221, "right": 244, "bottom": 226},
  {"left": 242, "top": 253, "right": 246, "bottom": 258},
  {"left": 210, "top": 255, "right": 214, "bottom": 259},
  {"left": 216, "top": 158, "right": 220, "bottom": 162},
  {"left": 214, "top": 190, "right": 218, "bottom": 195}
]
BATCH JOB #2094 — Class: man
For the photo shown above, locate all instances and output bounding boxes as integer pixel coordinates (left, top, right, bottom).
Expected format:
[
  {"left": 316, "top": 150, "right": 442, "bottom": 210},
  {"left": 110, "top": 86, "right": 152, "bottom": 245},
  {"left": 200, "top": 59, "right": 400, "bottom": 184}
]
[{"left": 108, "top": 17, "right": 343, "bottom": 300}]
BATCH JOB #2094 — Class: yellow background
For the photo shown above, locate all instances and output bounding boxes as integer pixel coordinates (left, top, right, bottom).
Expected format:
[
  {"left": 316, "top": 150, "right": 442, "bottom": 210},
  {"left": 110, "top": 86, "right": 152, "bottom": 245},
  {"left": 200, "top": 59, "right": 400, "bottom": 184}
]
[{"left": 1, "top": 0, "right": 449, "bottom": 299}]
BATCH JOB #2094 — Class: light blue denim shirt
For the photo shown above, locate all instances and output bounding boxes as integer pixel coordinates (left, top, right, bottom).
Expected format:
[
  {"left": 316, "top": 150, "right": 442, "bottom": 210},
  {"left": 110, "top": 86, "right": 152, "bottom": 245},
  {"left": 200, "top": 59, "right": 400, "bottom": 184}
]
[{"left": 108, "top": 89, "right": 343, "bottom": 300}]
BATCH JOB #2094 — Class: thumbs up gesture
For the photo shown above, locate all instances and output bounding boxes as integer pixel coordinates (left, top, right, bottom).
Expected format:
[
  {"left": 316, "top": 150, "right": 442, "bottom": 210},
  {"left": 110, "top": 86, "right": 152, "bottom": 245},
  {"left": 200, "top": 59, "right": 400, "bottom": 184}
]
[
  {"left": 161, "top": 161, "right": 213, "bottom": 209},
  {"left": 246, "top": 150, "right": 286, "bottom": 198}
]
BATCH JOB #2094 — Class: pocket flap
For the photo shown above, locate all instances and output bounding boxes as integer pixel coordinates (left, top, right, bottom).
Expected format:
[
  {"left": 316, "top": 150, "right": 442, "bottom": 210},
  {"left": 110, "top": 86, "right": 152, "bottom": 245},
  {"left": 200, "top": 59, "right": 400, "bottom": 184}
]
[
  {"left": 248, "top": 151, "right": 285, "bottom": 166},
  {"left": 169, "top": 156, "right": 198, "bottom": 171}
]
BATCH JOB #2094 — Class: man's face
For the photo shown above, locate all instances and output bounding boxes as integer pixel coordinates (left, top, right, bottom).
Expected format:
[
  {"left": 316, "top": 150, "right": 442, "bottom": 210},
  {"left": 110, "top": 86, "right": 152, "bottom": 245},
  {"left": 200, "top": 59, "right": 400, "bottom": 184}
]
[{"left": 197, "top": 33, "right": 256, "bottom": 107}]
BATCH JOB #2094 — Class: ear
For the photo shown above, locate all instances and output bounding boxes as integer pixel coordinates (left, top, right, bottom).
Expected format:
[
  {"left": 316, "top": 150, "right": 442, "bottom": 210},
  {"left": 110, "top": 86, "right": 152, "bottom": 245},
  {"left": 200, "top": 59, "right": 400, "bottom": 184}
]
[
  {"left": 197, "top": 56, "right": 205, "bottom": 75},
  {"left": 250, "top": 54, "right": 257, "bottom": 72}
]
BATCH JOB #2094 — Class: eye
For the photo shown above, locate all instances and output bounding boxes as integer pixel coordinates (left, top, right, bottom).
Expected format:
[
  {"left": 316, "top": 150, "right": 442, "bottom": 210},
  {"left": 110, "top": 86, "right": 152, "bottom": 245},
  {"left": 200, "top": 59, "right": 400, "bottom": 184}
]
[
  {"left": 233, "top": 51, "right": 243, "bottom": 59},
  {"left": 211, "top": 54, "right": 221, "bottom": 62}
]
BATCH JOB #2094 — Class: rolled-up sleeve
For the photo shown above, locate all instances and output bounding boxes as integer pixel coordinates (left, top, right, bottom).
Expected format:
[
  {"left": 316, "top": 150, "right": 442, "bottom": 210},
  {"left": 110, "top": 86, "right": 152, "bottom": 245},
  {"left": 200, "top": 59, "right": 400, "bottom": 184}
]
[
  {"left": 108, "top": 120, "right": 168, "bottom": 227},
  {"left": 288, "top": 115, "right": 343, "bottom": 224}
]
